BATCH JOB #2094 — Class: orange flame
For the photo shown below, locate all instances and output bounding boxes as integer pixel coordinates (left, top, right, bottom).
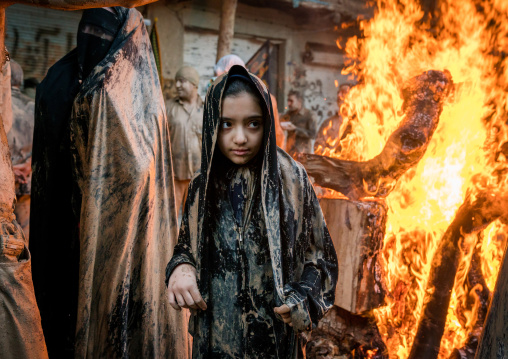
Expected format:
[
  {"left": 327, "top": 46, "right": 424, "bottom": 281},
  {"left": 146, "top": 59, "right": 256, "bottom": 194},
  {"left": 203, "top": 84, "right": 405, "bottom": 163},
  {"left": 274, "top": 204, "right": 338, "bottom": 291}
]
[{"left": 315, "top": 0, "right": 508, "bottom": 357}]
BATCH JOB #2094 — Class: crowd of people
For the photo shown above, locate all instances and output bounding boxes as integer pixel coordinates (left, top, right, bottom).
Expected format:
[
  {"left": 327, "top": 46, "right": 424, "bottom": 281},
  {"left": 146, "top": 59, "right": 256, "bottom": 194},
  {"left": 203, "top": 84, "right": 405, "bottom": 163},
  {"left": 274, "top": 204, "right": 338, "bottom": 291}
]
[{"left": 2, "top": 6, "right": 343, "bottom": 359}]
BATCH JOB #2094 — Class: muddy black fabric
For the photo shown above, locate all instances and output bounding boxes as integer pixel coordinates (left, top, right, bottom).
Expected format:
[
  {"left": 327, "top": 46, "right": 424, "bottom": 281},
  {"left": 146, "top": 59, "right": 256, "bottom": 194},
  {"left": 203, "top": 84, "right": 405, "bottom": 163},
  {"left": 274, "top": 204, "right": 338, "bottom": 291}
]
[
  {"left": 69, "top": 8, "right": 188, "bottom": 358},
  {"left": 166, "top": 65, "right": 338, "bottom": 358},
  {"left": 77, "top": 8, "right": 121, "bottom": 80},
  {"left": 33, "top": 7, "right": 188, "bottom": 359},
  {"left": 210, "top": 166, "right": 280, "bottom": 357},
  {"left": 31, "top": 48, "right": 81, "bottom": 357}
]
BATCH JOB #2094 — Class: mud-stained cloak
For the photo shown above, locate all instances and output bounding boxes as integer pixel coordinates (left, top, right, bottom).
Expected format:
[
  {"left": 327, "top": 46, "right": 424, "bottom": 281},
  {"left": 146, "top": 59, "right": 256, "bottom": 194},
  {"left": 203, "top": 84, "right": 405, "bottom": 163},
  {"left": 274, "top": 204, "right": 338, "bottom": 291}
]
[
  {"left": 166, "top": 65, "right": 338, "bottom": 358},
  {"left": 32, "top": 7, "right": 189, "bottom": 358}
]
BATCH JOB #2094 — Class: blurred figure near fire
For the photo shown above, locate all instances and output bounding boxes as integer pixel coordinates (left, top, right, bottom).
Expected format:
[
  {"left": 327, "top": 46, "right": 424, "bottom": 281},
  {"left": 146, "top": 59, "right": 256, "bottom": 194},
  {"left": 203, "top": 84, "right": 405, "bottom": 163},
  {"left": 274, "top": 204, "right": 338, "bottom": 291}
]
[
  {"left": 8, "top": 60, "right": 34, "bottom": 240},
  {"left": 30, "top": 7, "right": 189, "bottom": 358},
  {"left": 314, "top": 83, "right": 353, "bottom": 154},
  {"left": 167, "top": 65, "right": 203, "bottom": 216},
  {"left": 215, "top": 54, "right": 285, "bottom": 148},
  {"left": 280, "top": 89, "right": 317, "bottom": 156}
]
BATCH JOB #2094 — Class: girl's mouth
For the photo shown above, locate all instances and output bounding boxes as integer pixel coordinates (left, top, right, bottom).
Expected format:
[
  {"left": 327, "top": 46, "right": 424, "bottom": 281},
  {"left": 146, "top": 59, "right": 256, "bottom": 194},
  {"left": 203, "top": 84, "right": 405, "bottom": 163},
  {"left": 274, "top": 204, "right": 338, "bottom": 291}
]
[{"left": 232, "top": 149, "right": 249, "bottom": 156}]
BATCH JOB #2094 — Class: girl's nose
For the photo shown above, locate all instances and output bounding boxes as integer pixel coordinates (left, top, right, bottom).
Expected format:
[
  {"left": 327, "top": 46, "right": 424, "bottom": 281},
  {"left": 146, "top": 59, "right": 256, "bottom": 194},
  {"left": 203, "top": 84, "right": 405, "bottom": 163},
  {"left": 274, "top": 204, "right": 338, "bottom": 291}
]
[{"left": 233, "top": 128, "right": 247, "bottom": 145}]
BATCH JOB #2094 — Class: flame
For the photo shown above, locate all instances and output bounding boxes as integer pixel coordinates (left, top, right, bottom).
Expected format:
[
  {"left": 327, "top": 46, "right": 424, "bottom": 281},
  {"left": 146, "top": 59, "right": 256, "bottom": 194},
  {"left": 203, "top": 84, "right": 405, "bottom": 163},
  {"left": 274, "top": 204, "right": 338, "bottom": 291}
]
[
  {"left": 481, "top": 221, "right": 508, "bottom": 292},
  {"left": 315, "top": 0, "right": 508, "bottom": 357}
]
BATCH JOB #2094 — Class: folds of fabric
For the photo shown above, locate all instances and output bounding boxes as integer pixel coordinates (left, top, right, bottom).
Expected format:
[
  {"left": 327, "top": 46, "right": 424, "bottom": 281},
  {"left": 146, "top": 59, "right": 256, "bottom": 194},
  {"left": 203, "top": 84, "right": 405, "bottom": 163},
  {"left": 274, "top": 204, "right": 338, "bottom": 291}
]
[
  {"left": 0, "top": 220, "right": 48, "bottom": 359},
  {"left": 31, "top": 48, "right": 82, "bottom": 357},
  {"left": 68, "top": 8, "right": 187, "bottom": 358},
  {"left": 166, "top": 65, "right": 338, "bottom": 358}
]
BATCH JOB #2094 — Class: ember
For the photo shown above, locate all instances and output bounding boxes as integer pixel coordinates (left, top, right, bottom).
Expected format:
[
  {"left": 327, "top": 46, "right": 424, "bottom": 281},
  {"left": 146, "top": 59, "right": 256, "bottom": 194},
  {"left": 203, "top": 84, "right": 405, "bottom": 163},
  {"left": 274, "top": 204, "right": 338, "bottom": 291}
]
[{"left": 308, "top": 0, "right": 508, "bottom": 357}]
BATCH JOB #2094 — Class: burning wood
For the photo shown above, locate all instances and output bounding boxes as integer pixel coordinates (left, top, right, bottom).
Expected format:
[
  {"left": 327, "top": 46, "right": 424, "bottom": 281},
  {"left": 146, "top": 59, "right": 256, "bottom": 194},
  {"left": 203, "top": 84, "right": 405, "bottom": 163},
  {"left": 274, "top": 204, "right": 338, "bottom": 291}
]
[
  {"left": 320, "top": 198, "right": 387, "bottom": 314},
  {"left": 475, "top": 227, "right": 508, "bottom": 359},
  {"left": 447, "top": 239, "right": 491, "bottom": 359},
  {"left": 307, "top": 306, "right": 387, "bottom": 358},
  {"left": 408, "top": 193, "right": 508, "bottom": 359},
  {"left": 297, "top": 70, "right": 454, "bottom": 200}
]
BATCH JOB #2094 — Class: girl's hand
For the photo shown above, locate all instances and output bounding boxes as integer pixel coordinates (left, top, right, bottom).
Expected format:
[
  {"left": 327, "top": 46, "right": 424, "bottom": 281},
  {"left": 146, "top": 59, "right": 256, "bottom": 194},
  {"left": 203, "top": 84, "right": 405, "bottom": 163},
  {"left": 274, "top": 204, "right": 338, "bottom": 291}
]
[
  {"left": 167, "top": 264, "right": 207, "bottom": 311},
  {"left": 274, "top": 305, "right": 292, "bottom": 326}
]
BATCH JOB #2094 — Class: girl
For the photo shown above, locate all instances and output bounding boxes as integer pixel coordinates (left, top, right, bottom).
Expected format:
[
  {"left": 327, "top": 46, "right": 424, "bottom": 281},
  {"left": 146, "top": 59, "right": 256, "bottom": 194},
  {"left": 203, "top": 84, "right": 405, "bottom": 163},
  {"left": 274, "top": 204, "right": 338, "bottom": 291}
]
[{"left": 166, "top": 65, "right": 338, "bottom": 358}]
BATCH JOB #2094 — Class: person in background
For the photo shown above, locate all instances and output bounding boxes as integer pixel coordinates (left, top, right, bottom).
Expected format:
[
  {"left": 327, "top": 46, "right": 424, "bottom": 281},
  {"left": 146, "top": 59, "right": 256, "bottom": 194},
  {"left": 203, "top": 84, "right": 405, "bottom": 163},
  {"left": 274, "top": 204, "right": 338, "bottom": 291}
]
[
  {"left": 214, "top": 54, "right": 285, "bottom": 148},
  {"left": 31, "top": 8, "right": 189, "bottom": 358},
  {"left": 314, "top": 83, "right": 353, "bottom": 154},
  {"left": 167, "top": 66, "right": 203, "bottom": 216},
  {"left": 0, "top": 2, "right": 160, "bottom": 359},
  {"left": 8, "top": 60, "right": 34, "bottom": 240},
  {"left": 280, "top": 89, "right": 317, "bottom": 156},
  {"left": 214, "top": 54, "right": 245, "bottom": 77},
  {"left": 22, "top": 77, "right": 39, "bottom": 99}
]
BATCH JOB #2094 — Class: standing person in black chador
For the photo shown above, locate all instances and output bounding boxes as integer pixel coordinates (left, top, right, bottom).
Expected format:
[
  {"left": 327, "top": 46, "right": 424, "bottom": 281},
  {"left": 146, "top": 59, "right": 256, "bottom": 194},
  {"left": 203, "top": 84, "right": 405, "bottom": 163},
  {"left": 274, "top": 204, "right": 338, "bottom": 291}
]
[
  {"left": 166, "top": 65, "right": 338, "bottom": 358},
  {"left": 31, "top": 7, "right": 189, "bottom": 358}
]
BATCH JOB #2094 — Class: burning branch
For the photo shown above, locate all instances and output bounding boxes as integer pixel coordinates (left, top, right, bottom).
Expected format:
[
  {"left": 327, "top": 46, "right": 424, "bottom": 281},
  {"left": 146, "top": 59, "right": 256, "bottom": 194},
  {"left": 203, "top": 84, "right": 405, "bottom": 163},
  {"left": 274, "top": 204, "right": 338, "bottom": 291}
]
[
  {"left": 408, "top": 192, "right": 508, "bottom": 359},
  {"left": 297, "top": 70, "right": 454, "bottom": 200}
]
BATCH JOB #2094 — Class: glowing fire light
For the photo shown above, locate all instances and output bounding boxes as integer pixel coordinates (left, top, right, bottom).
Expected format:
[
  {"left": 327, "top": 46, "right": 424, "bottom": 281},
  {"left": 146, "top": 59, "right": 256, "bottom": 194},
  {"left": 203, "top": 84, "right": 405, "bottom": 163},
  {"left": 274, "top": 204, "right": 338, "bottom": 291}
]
[{"left": 315, "top": 0, "right": 508, "bottom": 357}]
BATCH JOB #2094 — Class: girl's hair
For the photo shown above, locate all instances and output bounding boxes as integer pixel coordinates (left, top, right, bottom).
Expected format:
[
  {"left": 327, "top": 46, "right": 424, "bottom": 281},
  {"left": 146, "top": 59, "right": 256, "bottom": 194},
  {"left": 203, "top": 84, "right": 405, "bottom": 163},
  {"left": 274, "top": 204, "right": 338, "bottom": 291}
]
[{"left": 223, "top": 76, "right": 263, "bottom": 106}]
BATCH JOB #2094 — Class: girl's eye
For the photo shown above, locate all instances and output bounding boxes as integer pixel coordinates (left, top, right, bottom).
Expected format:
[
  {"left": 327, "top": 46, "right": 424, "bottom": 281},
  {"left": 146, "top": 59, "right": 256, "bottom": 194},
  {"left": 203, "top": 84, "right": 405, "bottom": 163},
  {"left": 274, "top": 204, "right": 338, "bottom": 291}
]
[
  {"left": 248, "top": 120, "right": 261, "bottom": 128},
  {"left": 220, "top": 121, "right": 232, "bottom": 129}
]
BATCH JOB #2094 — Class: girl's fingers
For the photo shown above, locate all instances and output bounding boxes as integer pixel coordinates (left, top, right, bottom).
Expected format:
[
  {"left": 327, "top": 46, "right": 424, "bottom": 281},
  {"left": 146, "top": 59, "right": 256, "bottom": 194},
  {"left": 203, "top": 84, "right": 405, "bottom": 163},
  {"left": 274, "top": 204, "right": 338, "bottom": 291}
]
[
  {"left": 183, "top": 291, "right": 198, "bottom": 309},
  {"left": 175, "top": 293, "right": 186, "bottom": 309},
  {"left": 282, "top": 316, "right": 292, "bottom": 324},
  {"left": 167, "top": 291, "right": 181, "bottom": 311},
  {"left": 190, "top": 287, "right": 207, "bottom": 311},
  {"left": 274, "top": 305, "right": 291, "bottom": 315}
]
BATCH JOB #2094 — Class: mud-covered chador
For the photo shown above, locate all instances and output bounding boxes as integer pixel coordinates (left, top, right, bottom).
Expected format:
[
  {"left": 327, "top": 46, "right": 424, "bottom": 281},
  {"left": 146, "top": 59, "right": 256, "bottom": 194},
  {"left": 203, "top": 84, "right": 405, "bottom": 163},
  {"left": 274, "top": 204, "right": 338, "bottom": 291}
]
[
  {"left": 31, "top": 7, "right": 188, "bottom": 358},
  {"left": 166, "top": 66, "right": 338, "bottom": 358}
]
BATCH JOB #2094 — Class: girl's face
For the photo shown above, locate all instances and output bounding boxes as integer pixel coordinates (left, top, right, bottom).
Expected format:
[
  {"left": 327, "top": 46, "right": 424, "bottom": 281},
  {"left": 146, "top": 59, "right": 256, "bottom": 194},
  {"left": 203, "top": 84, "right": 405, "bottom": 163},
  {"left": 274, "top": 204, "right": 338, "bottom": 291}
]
[{"left": 218, "top": 92, "right": 264, "bottom": 166}]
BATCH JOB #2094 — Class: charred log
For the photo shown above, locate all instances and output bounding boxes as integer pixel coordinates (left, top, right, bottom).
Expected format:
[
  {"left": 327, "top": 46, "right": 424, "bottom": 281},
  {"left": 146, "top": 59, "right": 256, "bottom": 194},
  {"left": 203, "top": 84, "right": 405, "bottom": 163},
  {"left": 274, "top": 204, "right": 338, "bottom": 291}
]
[
  {"left": 307, "top": 306, "right": 388, "bottom": 359},
  {"left": 296, "top": 70, "right": 454, "bottom": 200},
  {"left": 408, "top": 193, "right": 508, "bottom": 359},
  {"left": 448, "top": 236, "right": 491, "bottom": 359}
]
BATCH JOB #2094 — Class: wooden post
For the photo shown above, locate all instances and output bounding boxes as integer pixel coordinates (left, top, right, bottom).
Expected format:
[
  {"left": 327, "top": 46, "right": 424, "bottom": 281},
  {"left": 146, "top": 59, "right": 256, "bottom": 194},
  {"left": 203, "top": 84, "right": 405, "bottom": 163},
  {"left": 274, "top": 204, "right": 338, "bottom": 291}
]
[
  {"left": 320, "top": 198, "right": 387, "bottom": 314},
  {"left": 216, "top": 0, "right": 238, "bottom": 63}
]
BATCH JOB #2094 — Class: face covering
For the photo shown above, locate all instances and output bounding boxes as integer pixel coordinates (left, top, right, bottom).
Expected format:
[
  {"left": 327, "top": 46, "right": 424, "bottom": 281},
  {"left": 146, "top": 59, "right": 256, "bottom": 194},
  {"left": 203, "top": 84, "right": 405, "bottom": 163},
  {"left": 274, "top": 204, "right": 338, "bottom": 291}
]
[{"left": 77, "top": 8, "right": 122, "bottom": 80}]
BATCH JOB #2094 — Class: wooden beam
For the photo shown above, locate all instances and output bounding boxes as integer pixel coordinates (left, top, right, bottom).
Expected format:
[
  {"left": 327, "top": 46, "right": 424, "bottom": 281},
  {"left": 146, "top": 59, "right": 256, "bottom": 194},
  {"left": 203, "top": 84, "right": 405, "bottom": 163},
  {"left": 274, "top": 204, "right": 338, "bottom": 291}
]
[
  {"left": 320, "top": 198, "right": 387, "bottom": 313},
  {"left": 408, "top": 193, "right": 508, "bottom": 359},
  {"left": 297, "top": 70, "right": 454, "bottom": 200},
  {"left": 216, "top": 0, "right": 238, "bottom": 63}
]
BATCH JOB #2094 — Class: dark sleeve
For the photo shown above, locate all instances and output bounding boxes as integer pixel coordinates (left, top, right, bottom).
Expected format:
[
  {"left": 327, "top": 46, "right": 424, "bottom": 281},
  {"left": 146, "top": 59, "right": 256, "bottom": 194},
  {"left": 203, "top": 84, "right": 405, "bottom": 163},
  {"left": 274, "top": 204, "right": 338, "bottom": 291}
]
[
  {"left": 283, "top": 173, "right": 338, "bottom": 332},
  {"left": 294, "top": 112, "right": 317, "bottom": 140},
  {"left": 165, "top": 177, "right": 199, "bottom": 286}
]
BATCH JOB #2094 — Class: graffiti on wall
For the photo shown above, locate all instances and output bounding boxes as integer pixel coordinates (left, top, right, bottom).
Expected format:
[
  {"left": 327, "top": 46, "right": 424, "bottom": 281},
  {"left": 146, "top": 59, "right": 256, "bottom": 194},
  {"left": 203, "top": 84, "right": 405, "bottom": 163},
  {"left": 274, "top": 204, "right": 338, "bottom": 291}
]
[
  {"left": 287, "top": 61, "right": 346, "bottom": 127},
  {"left": 5, "top": 5, "right": 80, "bottom": 80}
]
